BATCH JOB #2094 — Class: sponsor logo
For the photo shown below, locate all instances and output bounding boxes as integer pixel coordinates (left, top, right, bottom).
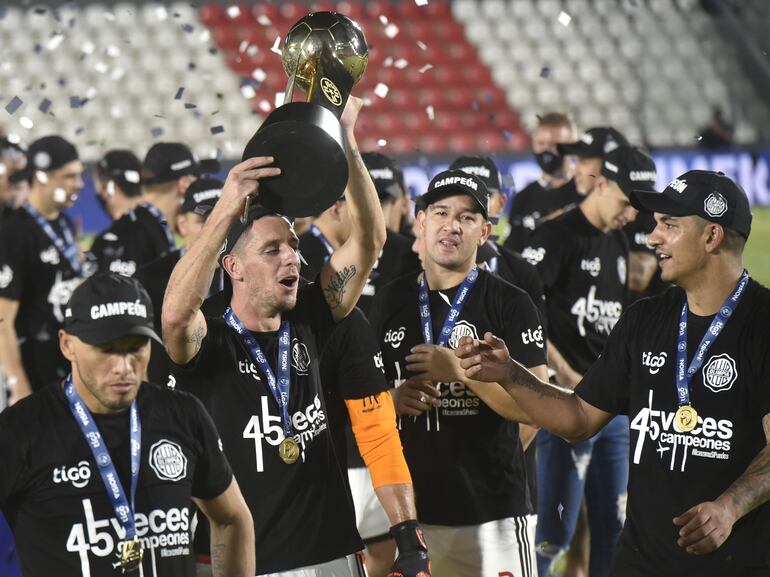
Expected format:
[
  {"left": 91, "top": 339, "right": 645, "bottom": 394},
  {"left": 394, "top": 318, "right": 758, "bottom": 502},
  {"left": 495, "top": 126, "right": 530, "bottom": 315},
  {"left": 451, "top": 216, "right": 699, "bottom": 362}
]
[
  {"left": 369, "top": 167, "right": 394, "bottom": 181},
  {"left": 108, "top": 259, "right": 136, "bottom": 276},
  {"left": 617, "top": 256, "right": 627, "bottom": 285},
  {"left": 702, "top": 353, "right": 737, "bottom": 393},
  {"left": 373, "top": 351, "right": 384, "bottom": 371},
  {"left": 166, "top": 374, "right": 176, "bottom": 390},
  {"left": 604, "top": 161, "right": 619, "bottom": 173},
  {"left": 704, "top": 192, "right": 728, "bottom": 218},
  {"left": 669, "top": 178, "right": 688, "bottom": 193},
  {"left": 149, "top": 440, "right": 187, "bottom": 482},
  {"left": 238, "top": 360, "right": 262, "bottom": 381},
  {"left": 433, "top": 176, "right": 478, "bottom": 190},
  {"left": 521, "top": 246, "right": 546, "bottom": 265},
  {"left": 458, "top": 165, "right": 491, "bottom": 179},
  {"left": 642, "top": 351, "right": 667, "bottom": 374},
  {"left": 170, "top": 159, "right": 192, "bottom": 171},
  {"left": 385, "top": 326, "right": 406, "bottom": 349},
  {"left": 90, "top": 300, "right": 147, "bottom": 320},
  {"left": 629, "top": 170, "right": 656, "bottom": 182},
  {"left": 103, "top": 232, "right": 119, "bottom": 242},
  {"left": 48, "top": 271, "right": 80, "bottom": 323},
  {"left": 291, "top": 339, "right": 311, "bottom": 375},
  {"left": 192, "top": 188, "right": 221, "bottom": 204},
  {"left": 320, "top": 77, "right": 342, "bottom": 106},
  {"left": 570, "top": 285, "right": 623, "bottom": 337},
  {"left": 522, "top": 214, "right": 538, "bottom": 231},
  {"left": 53, "top": 460, "right": 92, "bottom": 489},
  {"left": 630, "top": 389, "right": 733, "bottom": 472},
  {"left": 0, "top": 265, "right": 12, "bottom": 288},
  {"left": 40, "top": 245, "right": 60, "bottom": 265},
  {"left": 521, "top": 325, "right": 544, "bottom": 349},
  {"left": 448, "top": 320, "right": 478, "bottom": 349},
  {"left": 581, "top": 257, "right": 601, "bottom": 277}
]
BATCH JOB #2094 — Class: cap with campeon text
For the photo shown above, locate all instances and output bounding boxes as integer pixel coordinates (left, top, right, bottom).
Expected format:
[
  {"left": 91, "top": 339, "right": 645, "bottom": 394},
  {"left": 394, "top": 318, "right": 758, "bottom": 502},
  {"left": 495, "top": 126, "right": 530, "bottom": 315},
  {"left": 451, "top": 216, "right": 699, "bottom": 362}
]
[
  {"left": 419, "top": 169, "right": 490, "bottom": 219},
  {"left": 449, "top": 155, "right": 503, "bottom": 194},
  {"left": 362, "top": 152, "right": 405, "bottom": 202},
  {"left": 631, "top": 170, "right": 752, "bottom": 239},
  {"left": 181, "top": 177, "right": 224, "bottom": 216},
  {"left": 64, "top": 273, "right": 162, "bottom": 345},
  {"left": 600, "top": 145, "right": 656, "bottom": 197},
  {"left": 141, "top": 142, "right": 220, "bottom": 186}
]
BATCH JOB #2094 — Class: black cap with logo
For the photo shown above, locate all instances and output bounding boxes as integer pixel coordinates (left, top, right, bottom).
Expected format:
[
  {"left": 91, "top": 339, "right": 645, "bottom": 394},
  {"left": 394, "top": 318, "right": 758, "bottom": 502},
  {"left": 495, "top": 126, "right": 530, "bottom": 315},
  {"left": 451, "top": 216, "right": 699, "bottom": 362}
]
[
  {"left": 557, "top": 127, "right": 628, "bottom": 158},
  {"left": 64, "top": 273, "right": 162, "bottom": 345},
  {"left": 631, "top": 170, "right": 752, "bottom": 239},
  {"left": 141, "top": 142, "right": 220, "bottom": 186},
  {"left": 600, "top": 145, "right": 657, "bottom": 197},
  {"left": 11, "top": 135, "right": 79, "bottom": 183},
  {"left": 449, "top": 155, "right": 502, "bottom": 194},
  {"left": 181, "top": 177, "right": 224, "bottom": 216},
  {"left": 362, "top": 152, "right": 405, "bottom": 202},
  {"left": 419, "top": 169, "right": 490, "bottom": 219},
  {"left": 97, "top": 150, "right": 142, "bottom": 196},
  {"left": 219, "top": 204, "right": 291, "bottom": 262}
]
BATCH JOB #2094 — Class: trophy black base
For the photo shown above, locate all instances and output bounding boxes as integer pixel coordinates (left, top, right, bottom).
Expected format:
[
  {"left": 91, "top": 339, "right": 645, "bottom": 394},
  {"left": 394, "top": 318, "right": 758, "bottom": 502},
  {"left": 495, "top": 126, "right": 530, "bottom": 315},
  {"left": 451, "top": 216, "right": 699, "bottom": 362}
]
[{"left": 242, "top": 102, "right": 349, "bottom": 218}]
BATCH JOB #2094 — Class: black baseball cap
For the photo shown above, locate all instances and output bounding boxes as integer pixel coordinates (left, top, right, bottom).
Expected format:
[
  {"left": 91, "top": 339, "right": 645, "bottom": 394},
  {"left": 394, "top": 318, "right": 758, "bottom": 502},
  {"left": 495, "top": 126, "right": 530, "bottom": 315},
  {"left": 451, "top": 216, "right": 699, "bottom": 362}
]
[
  {"left": 97, "top": 150, "right": 142, "bottom": 195},
  {"left": 419, "top": 169, "right": 490, "bottom": 219},
  {"left": 449, "top": 155, "right": 502, "bottom": 194},
  {"left": 63, "top": 273, "right": 161, "bottom": 345},
  {"left": 11, "top": 135, "right": 79, "bottom": 183},
  {"left": 631, "top": 170, "right": 752, "bottom": 239},
  {"left": 219, "top": 204, "right": 291, "bottom": 262},
  {"left": 181, "top": 177, "right": 224, "bottom": 216},
  {"left": 600, "top": 145, "right": 656, "bottom": 197},
  {"left": 557, "top": 127, "right": 628, "bottom": 158},
  {"left": 362, "top": 152, "right": 404, "bottom": 202},
  {"left": 141, "top": 142, "right": 220, "bottom": 186}
]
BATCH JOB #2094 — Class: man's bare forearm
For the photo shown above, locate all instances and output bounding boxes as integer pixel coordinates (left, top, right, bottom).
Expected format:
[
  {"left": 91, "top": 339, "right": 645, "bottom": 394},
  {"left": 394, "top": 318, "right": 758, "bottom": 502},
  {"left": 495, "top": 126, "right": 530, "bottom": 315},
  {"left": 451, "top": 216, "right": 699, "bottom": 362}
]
[
  {"left": 374, "top": 483, "right": 417, "bottom": 526},
  {"left": 462, "top": 377, "right": 535, "bottom": 424},
  {"left": 342, "top": 129, "right": 386, "bottom": 252},
  {"left": 209, "top": 516, "right": 255, "bottom": 577}
]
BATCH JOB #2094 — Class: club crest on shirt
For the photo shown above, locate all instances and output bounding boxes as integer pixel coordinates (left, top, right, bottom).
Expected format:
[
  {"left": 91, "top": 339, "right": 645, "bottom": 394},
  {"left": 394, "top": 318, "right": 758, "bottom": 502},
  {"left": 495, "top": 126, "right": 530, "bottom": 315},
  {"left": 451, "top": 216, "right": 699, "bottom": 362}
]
[
  {"left": 702, "top": 353, "right": 737, "bottom": 393},
  {"left": 40, "top": 245, "right": 60, "bottom": 265},
  {"left": 0, "top": 264, "right": 12, "bottom": 289},
  {"left": 149, "top": 440, "right": 188, "bottom": 482},
  {"left": 448, "top": 320, "right": 478, "bottom": 350},
  {"left": 108, "top": 259, "right": 137, "bottom": 277},
  {"left": 617, "top": 256, "right": 627, "bottom": 285},
  {"left": 292, "top": 338, "right": 311, "bottom": 375}
]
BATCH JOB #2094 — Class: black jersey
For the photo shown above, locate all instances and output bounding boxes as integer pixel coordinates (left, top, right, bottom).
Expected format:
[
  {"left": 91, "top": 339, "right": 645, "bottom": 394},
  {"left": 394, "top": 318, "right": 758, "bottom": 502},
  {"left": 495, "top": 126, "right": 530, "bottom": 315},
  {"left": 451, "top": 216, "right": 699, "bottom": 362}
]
[
  {"left": 0, "top": 382, "right": 232, "bottom": 577},
  {"left": 0, "top": 207, "right": 81, "bottom": 390},
  {"left": 299, "top": 228, "right": 420, "bottom": 315},
  {"left": 522, "top": 207, "right": 629, "bottom": 375},
  {"left": 505, "top": 178, "right": 582, "bottom": 252},
  {"left": 369, "top": 269, "right": 547, "bottom": 526},
  {"left": 88, "top": 204, "right": 175, "bottom": 277},
  {"left": 576, "top": 280, "right": 770, "bottom": 576},
  {"left": 484, "top": 240, "right": 547, "bottom": 322},
  {"left": 624, "top": 211, "right": 668, "bottom": 303},
  {"left": 170, "top": 282, "right": 362, "bottom": 573}
]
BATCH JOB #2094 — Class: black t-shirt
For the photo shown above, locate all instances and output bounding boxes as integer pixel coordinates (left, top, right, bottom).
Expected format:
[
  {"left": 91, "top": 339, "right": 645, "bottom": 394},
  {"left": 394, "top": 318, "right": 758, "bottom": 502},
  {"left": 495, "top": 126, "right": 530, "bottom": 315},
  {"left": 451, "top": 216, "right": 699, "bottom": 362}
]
[
  {"left": 369, "top": 269, "right": 547, "bottom": 525},
  {"left": 485, "top": 241, "right": 547, "bottom": 322},
  {"left": 576, "top": 280, "right": 770, "bottom": 576},
  {"left": 319, "top": 308, "right": 390, "bottom": 472},
  {"left": 88, "top": 204, "right": 174, "bottom": 277},
  {"left": 299, "top": 228, "right": 421, "bottom": 316},
  {"left": 505, "top": 178, "right": 582, "bottom": 252},
  {"left": 171, "top": 282, "right": 362, "bottom": 573},
  {"left": 0, "top": 207, "right": 81, "bottom": 390},
  {"left": 624, "top": 211, "right": 669, "bottom": 303},
  {"left": 522, "top": 208, "right": 629, "bottom": 375},
  {"left": 0, "top": 382, "right": 233, "bottom": 577}
]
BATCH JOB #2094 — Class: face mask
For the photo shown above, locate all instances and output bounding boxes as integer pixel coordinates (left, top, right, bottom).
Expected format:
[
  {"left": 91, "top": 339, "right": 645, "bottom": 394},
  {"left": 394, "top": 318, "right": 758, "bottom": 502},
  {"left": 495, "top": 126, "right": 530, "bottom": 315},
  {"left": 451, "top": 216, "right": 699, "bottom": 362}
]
[{"left": 535, "top": 151, "right": 564, "bottom": 175}]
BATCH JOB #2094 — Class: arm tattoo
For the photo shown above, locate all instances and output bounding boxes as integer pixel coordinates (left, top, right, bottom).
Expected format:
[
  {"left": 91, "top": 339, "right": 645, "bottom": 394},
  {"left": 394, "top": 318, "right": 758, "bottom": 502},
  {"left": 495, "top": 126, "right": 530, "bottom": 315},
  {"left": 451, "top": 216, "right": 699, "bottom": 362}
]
[
  {"left": 323, "top": 265, "right": 356, "bottom": 310},
  {"left": 210, "top": 543, "right": 226, "bottom": 577},
  {"left": 723, "top": 414, "right": 770, "bottom": 519},
  {"left": 509, "top": 360, "right": 573, "bottom": 400},
  {"left": 186, "top": 321, "right": 205, "bottom": 354}
]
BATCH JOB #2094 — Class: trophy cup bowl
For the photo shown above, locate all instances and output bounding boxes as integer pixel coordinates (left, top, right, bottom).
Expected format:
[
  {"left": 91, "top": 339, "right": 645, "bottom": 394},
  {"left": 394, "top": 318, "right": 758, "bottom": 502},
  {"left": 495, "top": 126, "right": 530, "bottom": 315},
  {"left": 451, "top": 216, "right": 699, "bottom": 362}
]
[{"left": 242, "top": 12, "right": 368, "bottom": 218}]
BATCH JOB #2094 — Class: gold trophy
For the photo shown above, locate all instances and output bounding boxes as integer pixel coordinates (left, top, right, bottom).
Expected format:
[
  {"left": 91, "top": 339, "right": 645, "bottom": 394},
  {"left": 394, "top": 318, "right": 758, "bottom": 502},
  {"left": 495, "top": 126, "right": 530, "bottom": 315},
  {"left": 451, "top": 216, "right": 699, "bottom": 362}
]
[{"left": 242, "top": 12, "right": 368, "bottom": 217}]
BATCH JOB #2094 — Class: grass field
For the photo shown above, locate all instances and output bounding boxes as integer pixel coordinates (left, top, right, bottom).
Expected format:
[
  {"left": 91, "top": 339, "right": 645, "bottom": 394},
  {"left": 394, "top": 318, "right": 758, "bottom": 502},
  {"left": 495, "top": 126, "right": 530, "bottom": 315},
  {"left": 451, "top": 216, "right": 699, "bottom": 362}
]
[{"left": 745, "top": 208, "right": 770, "bottom": 285}]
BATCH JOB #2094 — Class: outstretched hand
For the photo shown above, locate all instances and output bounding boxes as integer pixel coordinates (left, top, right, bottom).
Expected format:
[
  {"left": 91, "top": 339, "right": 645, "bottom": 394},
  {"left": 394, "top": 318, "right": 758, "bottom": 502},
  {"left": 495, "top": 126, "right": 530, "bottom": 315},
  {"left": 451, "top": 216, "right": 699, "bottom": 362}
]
[
  {"left": 454, "top": 332, "right": 513, "bottom": 385},
  {"left": 406, "top": 344, "right": 463, "bottom": 383},
  {"left": 673, "top": 500, "right": 737, "bottom": 555}
]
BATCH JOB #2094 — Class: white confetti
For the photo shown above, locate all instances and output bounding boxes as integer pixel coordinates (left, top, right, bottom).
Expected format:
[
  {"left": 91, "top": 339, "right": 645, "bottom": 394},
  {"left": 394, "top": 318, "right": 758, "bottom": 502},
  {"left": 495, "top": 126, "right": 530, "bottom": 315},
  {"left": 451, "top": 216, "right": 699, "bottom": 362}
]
[
  {"left": 384, "top": 23, "right": 399, "bottom": 38},
  {"left": 199, "top": 29, "right": 211, "bottom": 43},
  {"left": 241, "top": 84, "right": 257, "bottom": 99},
  {"left": 94, "top": 61, "right": 108, "bottom": 74},
  {"left": 274, "top": 92, "right": 285, "bottom": 107},
  {"left": 383, "top": 56, "right": 393, "bottom": 67},
  {"left": 258, "top": 100, "right": 271, "bottom": 112},
  {"left": 426, "top": 105, "right": 434, "bottom": 120},
  {"left": 111, "top": 67, "right": 125, "bottom": 80},
  {"left": 47, "top": 34, "right": 64, "bottom": 51},
  {"left": 35, "top": 171, "right": 48, "bottom": 184},
  {"left": 82, "top": 41, "right": 95, "bottom": 55},
  {"left": 155, "top": 6, "right": 168, "bottom": 21},
  {"left": 19, "top": 116, "right": 33, "bottom": 129},
  {"left": 394, "top": 58, "right": 408, "bottom": 69},
  {"left": 257, "top": 15, "right": 272, "bottom": 26},
  {"left": 107, "top": 45, "right": 121, "bottom": 58},
  {"left": 239, "top": 40, "right": 249, "bottom": 53},
  {"left": 110, "top": 105, "right": 123, "bottom": 118},
  {"left": 85, "top": 86, "right": 98, "bottom": 99},
  {"left": 377, "top": 139, "right": 387, "bottom": 147},
  {"left": 6, "top": 134, "right": 21, "bottom": 144},
  {"left": 379, "top": 15, "right": 388, "bottom": 24},
  {"left": 252, "top": 68, "right": 267, "bottom": 82},
  {"left": 374, "top": 83, "right": 389, "bottom": 98},
  {"left": 0, "top": 165, "right": 5, "bottom": 175},
  {"left": 227, "top": 5, "right": 241, "bottom": 18},
  {"left": 271, "top": 36, "right": 282, "bottom": 55},
  {"left": 417, "top": 41, "right": 428, "bottom": 51},
  {"left": 362, "top": 97, "right": 373, "bottom": 107},
  {"left": 104, "top": 11, "right": 115, "bottom": 21},
  {"left": 247, "top": 45, "right": 258, "bottom": 57},
  {"left": 558, "top": 11, "right": 572, "bottom": 26},
  {"left": 415, "top": 0, "right": 428, "bottom": 5},
  {"left": 419, "top": 64, "right": 433, "bottom": 73}
]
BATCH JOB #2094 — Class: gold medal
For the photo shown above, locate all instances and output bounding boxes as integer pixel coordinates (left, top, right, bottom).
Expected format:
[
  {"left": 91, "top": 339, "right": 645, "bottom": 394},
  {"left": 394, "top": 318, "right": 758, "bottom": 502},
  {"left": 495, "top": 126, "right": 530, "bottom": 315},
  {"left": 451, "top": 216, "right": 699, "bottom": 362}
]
[
  {"left": 118, "top": 537, "right": 143, "bottom": 573},
  {"left": 675, "top": 404, "right": 698, "bottom": 433},
  {"left": 279, "top": 437, "right": 300, "bottom": 464}
]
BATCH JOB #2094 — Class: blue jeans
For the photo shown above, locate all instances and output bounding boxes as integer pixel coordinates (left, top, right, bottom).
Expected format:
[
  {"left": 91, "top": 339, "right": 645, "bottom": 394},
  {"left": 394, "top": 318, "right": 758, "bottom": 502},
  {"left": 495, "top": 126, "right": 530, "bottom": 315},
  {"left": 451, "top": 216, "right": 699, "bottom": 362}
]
[
  {"left": 0, "top": 513, "right": 20, "bottom": 577},
  {"left": 536, "top": 415, "right": 629, "bottom": 577}
]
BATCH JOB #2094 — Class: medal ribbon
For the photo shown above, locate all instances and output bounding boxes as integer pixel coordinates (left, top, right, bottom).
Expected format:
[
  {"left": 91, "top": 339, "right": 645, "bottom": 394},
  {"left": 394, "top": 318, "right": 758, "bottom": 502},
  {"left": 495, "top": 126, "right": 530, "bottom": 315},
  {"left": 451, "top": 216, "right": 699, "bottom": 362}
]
[
  {"left": 23, "top": 203, "right": 82, "bottom": 276},
  {"left": 223, "top": 308, "right": 293, "bottom": 438},
  {"left": 418, "top": 266, "right": 479, "bottom": 346},
  {"left": 63, "top": 374, "right": 140, "bottom": 540},
  {"left": 139, "top": 202, "right": 176, "bottom": 253},
  {"left": 309, "top": 224, "right": 334, "bottom": 261},
  {"left": 675, "top": 270, "right": 749, "bottom": 407}
]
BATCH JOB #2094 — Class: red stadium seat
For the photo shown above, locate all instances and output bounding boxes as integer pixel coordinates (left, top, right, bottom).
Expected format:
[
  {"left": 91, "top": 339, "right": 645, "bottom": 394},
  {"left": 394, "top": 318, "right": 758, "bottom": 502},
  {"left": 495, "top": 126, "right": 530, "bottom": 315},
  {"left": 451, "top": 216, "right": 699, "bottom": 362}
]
[{"left": 199, "top": 4, "right": 226, "bottom": 26}]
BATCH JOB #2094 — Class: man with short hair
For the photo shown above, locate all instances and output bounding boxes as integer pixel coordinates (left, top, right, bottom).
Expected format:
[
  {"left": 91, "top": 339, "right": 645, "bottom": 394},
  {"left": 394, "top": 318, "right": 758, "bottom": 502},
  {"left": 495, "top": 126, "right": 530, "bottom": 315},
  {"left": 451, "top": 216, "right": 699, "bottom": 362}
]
[
  {"left": 88, "top": 142, "right": 218, "bottom": 277},
  {"left": 505, "top": 112, "right": 580, "bottom": 252},
  {"left": 0, "top": 138, "right": 27, "bottom": 222},
  {"left": 0, "top": 135, "right": 84, "bottom": 403},
  {"left": 93, "top": 149, "right": 143, "bottom": 221},
  {"left": 456, "top": 170, "right": 770, "bottom": 577},
  {"left": 0, "top": 272, "right": 255, "bottom": 577},
  {"left": 370, "top": 169, "right": 549, "bottom": 577}
]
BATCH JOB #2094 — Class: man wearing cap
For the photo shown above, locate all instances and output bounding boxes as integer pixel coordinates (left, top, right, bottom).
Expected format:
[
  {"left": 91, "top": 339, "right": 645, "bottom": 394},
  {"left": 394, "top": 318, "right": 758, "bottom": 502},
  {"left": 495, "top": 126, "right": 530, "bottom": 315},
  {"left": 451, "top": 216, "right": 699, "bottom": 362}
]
[
  {"left": 0, "top": 138, "right": 28, "bottom": 223},
  {"left": 0, "top": 135, "right": 84, "bottom": 404},
  {"left": 0, "top": 272, "right": 255, "bottom": 577},
  {"left": 162, "top": 98, "right": 430, "bottom": 577},
  {"left": 519, "top": 145, "right": 650, "bottom": 577},
  {"left": 92, "top": 149, "right": 143, "bottom": 221},
  {"left": 456, "top": 169, "right": 770, "bottom": 576},
  {"left": 369, "top": 168, "right": 548, "bottom": 576},
  {"left": 88, "top": 142, "right": 219, "bottom": 277},
  {"left": 505, "top": 112, "right": 579, "bottom": 252}
]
